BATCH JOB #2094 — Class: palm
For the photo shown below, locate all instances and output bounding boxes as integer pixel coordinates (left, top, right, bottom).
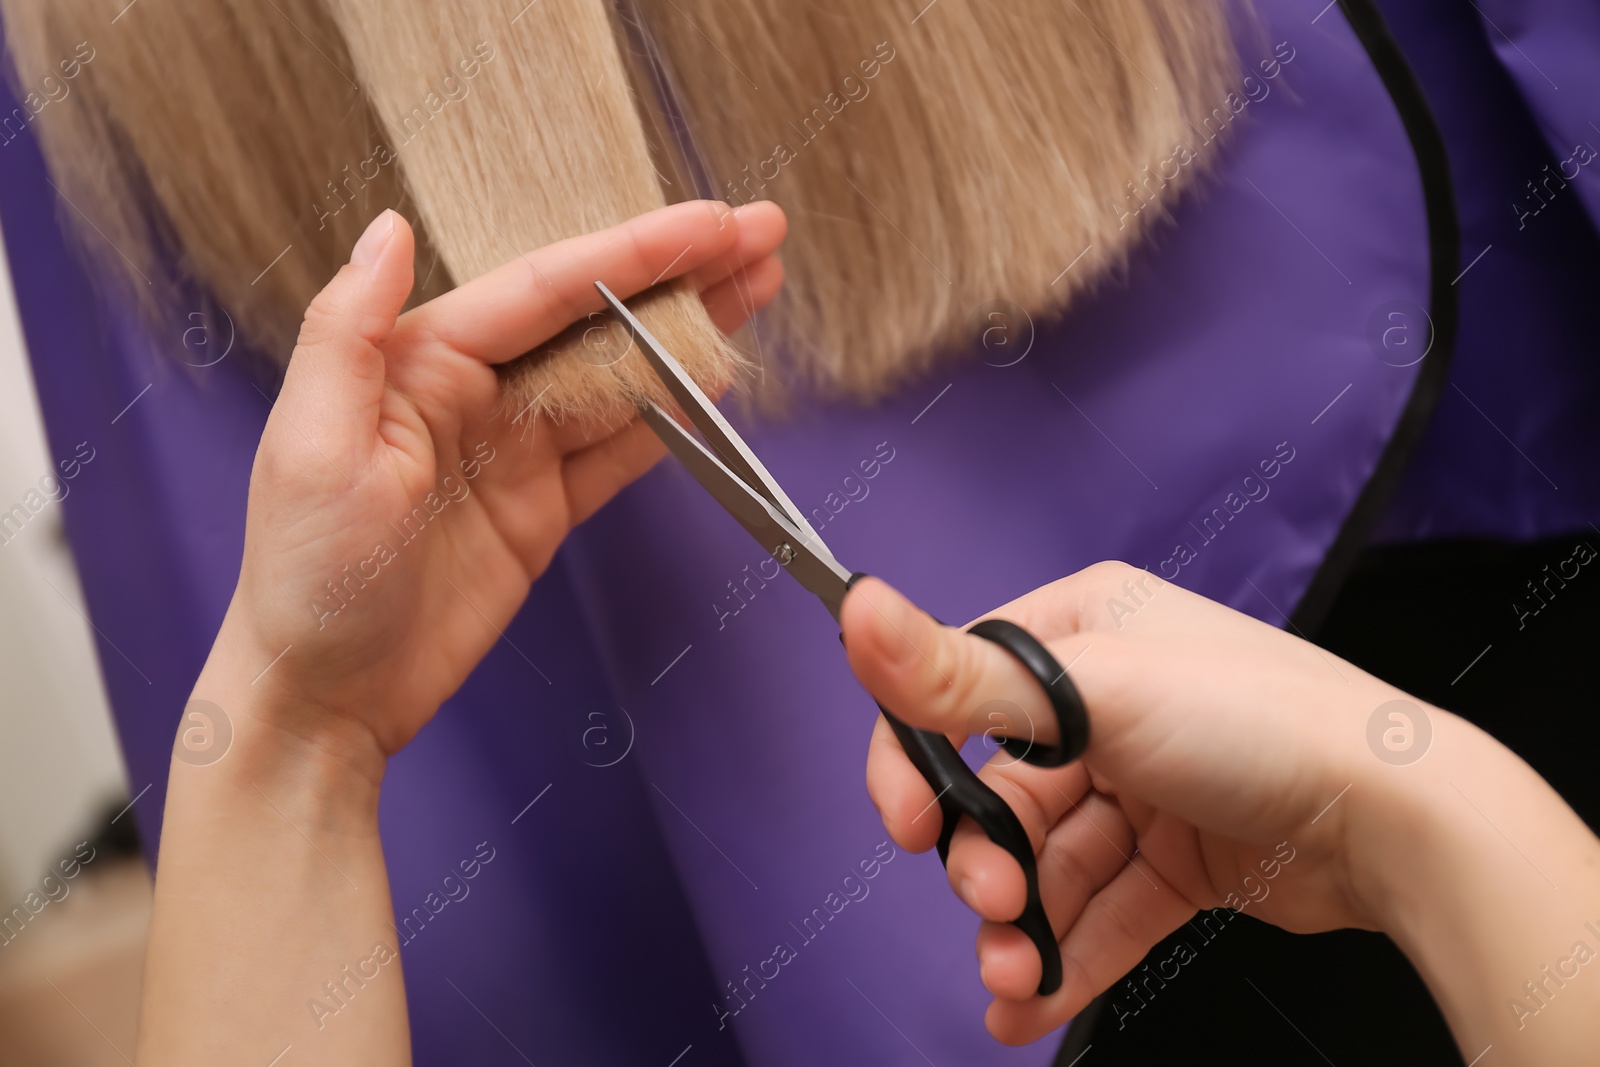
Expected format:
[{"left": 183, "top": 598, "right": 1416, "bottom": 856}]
[
  {"left": 368, "top": 351, "right": 618, "bottom": 731},
  {"left": 1106, "top": 798, "right": 1361, "bottom": 935}
]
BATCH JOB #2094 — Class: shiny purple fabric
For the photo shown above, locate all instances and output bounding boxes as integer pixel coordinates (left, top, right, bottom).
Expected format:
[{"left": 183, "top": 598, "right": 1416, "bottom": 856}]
[
  {"left": 555, "top": 7, "right": 1426, "bottom": 1062},
  {"left": 5, "top": 0, "right": 1593, "bottom": 1063},
  {"left": 1475, "top": 0, "right": 1600, "bottom": 230},
  {"left": 0, "top": 112, "right": 738, "bottom": 1067},
  {"left": 1371, "top": 0, "right": 1600, "bottom": 543}
]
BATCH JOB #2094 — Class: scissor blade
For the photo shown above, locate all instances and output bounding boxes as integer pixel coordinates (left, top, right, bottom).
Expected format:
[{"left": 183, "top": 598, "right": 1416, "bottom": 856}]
[
  {"left": 594, "top": 281, "right": 827, "bottom": 547},
  {"left": 638, "top": 402, "right": 852, "bottom": 622}
]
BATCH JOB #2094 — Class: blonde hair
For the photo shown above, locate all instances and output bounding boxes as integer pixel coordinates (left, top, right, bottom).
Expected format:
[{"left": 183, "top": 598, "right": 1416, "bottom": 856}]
[{"left": 2, "top": 0, "right": 1236, "bottom": 420}]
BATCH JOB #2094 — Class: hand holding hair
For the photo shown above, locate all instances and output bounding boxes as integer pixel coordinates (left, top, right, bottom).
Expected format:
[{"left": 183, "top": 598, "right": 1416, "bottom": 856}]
[
  {"left": 843, "top": 564, "right": 1600, "bottom": 1060},
  {"left": 213, "top": 198, "right": 785, "bottom": 756},
  {"left": 138, "top": 200, "right": 785, "bottom": 1065}
]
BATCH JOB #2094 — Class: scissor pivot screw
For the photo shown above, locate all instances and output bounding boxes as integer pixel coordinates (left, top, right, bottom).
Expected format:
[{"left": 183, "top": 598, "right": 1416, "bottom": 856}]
[{"left": 775, "top": 543, "right": 796, "bottom": 566}]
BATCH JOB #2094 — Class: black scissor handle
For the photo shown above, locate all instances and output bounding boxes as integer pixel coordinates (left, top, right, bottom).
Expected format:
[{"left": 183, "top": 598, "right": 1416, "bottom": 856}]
[
  {"left": 965, "top": 618, "right": 1089, "bottom": 769},
  {"left": 847, "top": 577, "right": 1090, "bottom": 997},
  {"left": 879, "top": 708, "right": 1065, "bottom": 996}
]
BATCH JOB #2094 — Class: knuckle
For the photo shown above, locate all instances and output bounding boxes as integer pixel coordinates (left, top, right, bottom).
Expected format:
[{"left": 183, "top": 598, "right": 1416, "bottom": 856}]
[
  {"left": 625, "top": 223, "right": 657, "bottom": 281},
  {"left": 987, "top": 772, "right": 1050, "bottom": 852},
  {"left": 385, "top": 314, "right": 445, "bottom": 356},
  {"left": 939, "top": 628, "right": 989, "bottom": 720},
  {"left": 295, "top": 290, "right": 348, "bottom": 351},
  {"left": 1057, "top": 948, "right": 1099, "bottom": 1004},
  {"left": 1039, "top": 832, "right": 1105, "bottom": 908},
  {"left": 1036, "top": 819, "right": 1113, "bottom": 902},
  {"left": 252, "top": 420, "right": 316, "bottom": 490},
  {"left": 1094, "top": 888, "right": 1145, "bottom": 947},
  {"left": 1081, "top": 559, "right": 1140, "bottom": 596},
  {"left": 249, "top": 431, "right": 291, "bottom": 485},
  {"left": 296, "top": 268, "right": 396, "bottom": 353}
]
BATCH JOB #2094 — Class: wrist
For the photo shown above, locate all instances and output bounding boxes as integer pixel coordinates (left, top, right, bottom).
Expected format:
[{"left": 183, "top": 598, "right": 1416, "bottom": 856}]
[
  {"left": 1343, "top": 706, "right": 1582, "bottom": 941},
  {"left": 1340, "top": 706, "right": 1600, "bottom": 1053},
  {"left": 180, "top": 612, "right": 388, "bottom": 823},
  {"left": 1342, "top": 706, "right": 1482, "bottom": 935}
]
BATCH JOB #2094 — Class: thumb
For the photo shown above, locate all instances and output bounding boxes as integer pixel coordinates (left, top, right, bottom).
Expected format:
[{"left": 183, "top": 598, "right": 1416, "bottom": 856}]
[
  {"left": 841, "top": 577, "right": 1063, "bottom": 748},
  {"left": 274, "top": 209, "right": 416, "bottom": 466}
]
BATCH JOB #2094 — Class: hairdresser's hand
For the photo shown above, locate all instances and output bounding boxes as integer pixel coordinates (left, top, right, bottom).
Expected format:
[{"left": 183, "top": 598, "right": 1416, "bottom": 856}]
[
  {"left": 842, "top": 563, "right": 1443, "bottom": 1043},
  {"left": 204, "top": 200, "right": 785, "bottom": 758}
]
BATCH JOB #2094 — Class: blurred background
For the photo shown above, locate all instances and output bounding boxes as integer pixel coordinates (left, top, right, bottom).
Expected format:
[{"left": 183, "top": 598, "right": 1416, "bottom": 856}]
[{"left": 0, "top": 213, "right": 147, "bottom": 1065}]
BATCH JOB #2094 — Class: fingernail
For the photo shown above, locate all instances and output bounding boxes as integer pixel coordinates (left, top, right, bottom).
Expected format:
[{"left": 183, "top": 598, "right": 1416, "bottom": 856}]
[
  {"left": 957, "top": 878, "right": 979, "bottom": 910},
  {"left": 350, "top": 210, "right": 396, "bottom": 267}
]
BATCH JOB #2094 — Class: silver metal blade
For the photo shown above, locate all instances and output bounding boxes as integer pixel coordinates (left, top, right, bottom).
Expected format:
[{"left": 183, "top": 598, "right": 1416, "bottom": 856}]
[
  {"left": 638, "top": 402, "right": 852, "bottom": 622},
  {"left": 594, "top": 281, "right": 827, "bottom": 547}
]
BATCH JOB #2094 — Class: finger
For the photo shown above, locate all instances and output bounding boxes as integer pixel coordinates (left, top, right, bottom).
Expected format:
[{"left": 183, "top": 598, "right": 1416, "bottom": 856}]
[
  {"left": 841, "top": 577, "right": 1070, "bottom": 748},
  {"left": 396, "top": 200, "right": 764, "bottom": 364},
  {"left": 277, "top": 210, "right": 415, "bottom": 466},
  {"left": 558, "top": 415, "right": 669, "bottom": 527},
  {"left": 685, "top": 200, "right": 787, "bottom": 295},
  {"left": 984, "top": 861, "right": 1193, "bottom": 1046},
  {"left": 943, "top": 765, "right": 1097, "bottom": 923},
  {"left": 701, "top": 255, "right": 784, "bottom": 336},
  {"left": 864, "top": 714, "right": 943, "bottom": 854},
  {"left": 968, "top": 794, "right": 1136, "bottom": 999}
]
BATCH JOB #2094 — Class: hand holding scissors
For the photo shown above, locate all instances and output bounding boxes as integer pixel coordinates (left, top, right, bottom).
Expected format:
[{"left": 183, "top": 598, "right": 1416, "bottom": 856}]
[{"left": 598, "top": 282, "right": 1090, "bottom": 995}]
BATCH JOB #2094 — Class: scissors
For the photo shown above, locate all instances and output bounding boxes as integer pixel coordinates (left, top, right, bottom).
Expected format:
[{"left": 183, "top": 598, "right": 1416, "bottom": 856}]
[{"left": 596, "top": 281, "right": 1090, "bottom": 997}]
